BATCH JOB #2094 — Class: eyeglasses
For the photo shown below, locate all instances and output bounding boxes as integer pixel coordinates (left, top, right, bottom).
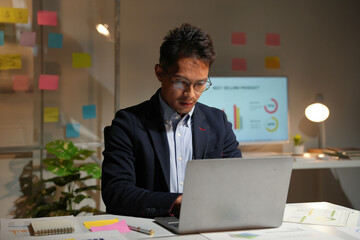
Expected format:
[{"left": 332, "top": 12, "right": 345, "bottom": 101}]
[
  {"left": 171, "top": 78, "right": 212, "bottom": 92},
  {"left": 161, "top": 66, "right": 212, "bottom": 92}
]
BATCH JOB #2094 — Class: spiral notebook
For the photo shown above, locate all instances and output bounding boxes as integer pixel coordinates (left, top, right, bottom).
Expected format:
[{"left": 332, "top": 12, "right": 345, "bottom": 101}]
[{"left": 30, "top": 218, "right": 75, "bottom": 236}]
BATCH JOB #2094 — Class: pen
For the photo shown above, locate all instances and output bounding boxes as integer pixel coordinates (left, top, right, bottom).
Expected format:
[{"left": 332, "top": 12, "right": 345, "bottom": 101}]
[{"left": 128, "top": 225, "right": 154, "bottom": 236}]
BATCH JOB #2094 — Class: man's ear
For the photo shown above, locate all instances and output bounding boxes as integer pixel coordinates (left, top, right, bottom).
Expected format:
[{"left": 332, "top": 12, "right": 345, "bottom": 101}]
[{"left": 155, "top": 64, "right": 163, "bottom": 82}]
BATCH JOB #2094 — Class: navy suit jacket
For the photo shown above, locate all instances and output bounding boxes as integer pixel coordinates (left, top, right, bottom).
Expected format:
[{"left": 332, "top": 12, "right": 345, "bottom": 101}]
[{"left": 102, "top": 89, "right": 242, "bottom": 218}]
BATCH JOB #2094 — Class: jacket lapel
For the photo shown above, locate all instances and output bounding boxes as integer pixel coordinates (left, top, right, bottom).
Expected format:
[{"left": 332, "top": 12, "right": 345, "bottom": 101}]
[
  {"left": 192, "top": 105, "right": 209, "bottom": 159},
  {"left": 146, "top": 91, "right": 171, "bottom": 189}
]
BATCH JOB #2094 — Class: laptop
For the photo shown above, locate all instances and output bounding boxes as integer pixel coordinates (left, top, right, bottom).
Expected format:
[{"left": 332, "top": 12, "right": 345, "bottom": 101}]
[{"left": 155, "top": 156, "right": 293, "bottom": 234}]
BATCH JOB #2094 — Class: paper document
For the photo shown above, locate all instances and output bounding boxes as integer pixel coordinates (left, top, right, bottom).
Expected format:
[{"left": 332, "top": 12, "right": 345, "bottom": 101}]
[
  {"left": 201, "top": 222, "right": 343, "bottom": 240},
  {"left": 336, "top": 226, "right": 360, "bottom": 239},
  {"left": 283, "top": 206, "right": 359, "bottom": 227}
]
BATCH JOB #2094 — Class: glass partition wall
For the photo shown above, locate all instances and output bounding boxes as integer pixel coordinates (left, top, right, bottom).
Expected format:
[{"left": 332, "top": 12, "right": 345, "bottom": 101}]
[{"left": 0, "top": 0, "right": 117, "bottom": 216}]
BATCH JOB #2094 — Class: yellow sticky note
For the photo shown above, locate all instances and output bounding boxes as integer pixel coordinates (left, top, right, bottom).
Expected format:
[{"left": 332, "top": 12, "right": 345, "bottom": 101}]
[
  {"left": 0, "top": 7, "right": 14, "bottom": 23},
  {"left": 44, "top": 107, "right": 59, "bottom": 123},
  {"left": 265, "top": 56, "right": 280, "bottom": 69},
  {"left": 83, "top": 218, "right": 118, "bottom": 229},
  {"left": 0, "top": 54, "right": 22, "bottom": 70},
  {"left": 14, "top": 8, "right": 28, "bottom": 23},
  {"left": 72, "top": 53, "right": 92, "bottom": 68}
]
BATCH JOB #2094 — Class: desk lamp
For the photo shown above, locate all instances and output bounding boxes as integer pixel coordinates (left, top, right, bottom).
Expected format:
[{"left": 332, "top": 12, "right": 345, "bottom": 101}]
[{"left": 305, "top": 94, "right": 330, "bottom": 149}]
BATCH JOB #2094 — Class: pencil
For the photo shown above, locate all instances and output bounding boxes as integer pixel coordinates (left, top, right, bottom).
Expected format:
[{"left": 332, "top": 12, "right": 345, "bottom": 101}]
[{"left": 128, "top": 225, "right": 154, "bottom": 236}]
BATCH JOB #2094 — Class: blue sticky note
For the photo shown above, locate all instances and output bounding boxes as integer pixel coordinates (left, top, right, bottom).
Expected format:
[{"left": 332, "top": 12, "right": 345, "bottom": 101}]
[
  {"left": 0, "top": 31, "right": 4, "bottom": 46},
  {"left": 82, "top": 104, "right": 96, "bottom": 119},
  {"left": 48, "top": 32, "right": 63, "bottom": 48},
  {"left": 66, "top": 123, "right": 80, "bottom": 138}
]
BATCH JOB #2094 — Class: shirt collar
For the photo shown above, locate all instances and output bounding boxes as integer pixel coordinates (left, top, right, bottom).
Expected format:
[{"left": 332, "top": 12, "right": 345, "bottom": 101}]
[{"left": 158, "top": 92, "right": 195, "bottom": 126}]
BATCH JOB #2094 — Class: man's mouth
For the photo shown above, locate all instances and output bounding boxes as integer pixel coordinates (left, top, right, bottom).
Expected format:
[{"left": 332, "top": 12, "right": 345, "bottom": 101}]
[{"left": 179, "top": 101, "right": 193, "bottom": 107}]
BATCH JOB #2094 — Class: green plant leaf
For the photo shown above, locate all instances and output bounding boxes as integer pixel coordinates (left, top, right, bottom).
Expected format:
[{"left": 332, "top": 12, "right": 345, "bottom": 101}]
[
  {"left": 46, "top": 140, "right": 79, "bottom": 160},
  {"left": 77, "top": 149, "right": 95, "bottom": 160},
  {"left": 28, "top": 201, "right": 67, "bottom": 218},
  {"left": 79, "top": 205, "right": 99, "bottom": 213},
  {"left": 75, "top": 185, "right": 101, "bottom": 193},
  {"left": 73, "top": 194, "right": 90, "bottom": 204},
  {"left": 45, "top": 174, "right": 81, "bottom": 186},
  {"left": 79, "top": 163, "right": 101, "bottom": 179}
]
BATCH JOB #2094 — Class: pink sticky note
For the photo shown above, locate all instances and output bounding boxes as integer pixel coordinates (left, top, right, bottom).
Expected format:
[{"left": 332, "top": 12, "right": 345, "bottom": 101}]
[
  {"left": 266, "top": 33, "right": 280, "bottom": 46},
  {"left": 232, "top": 58, "right": 247, "bottom": 71},
  {"left": 20, "top": 31, "right": 36, "bottom": 47},
  {"left": 231, "top": 32, "right": 246, "bottom": 45},
  {"left": 37, "top": 11, "right": 58, "bottom": 26},
  {"left": 90, "top": 220, "right": 130, "bottom": 233},
  {"left": 39, "top": 74, "right": 59, "bottom": 90},
  {"left": 13, "top": 75, "right": 29, "bottom": 91}
]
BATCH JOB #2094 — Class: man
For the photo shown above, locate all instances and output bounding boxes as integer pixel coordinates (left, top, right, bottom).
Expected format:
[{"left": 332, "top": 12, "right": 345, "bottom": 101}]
[{"left": 102, "top": 23, "right": 242, "bottom": 218}]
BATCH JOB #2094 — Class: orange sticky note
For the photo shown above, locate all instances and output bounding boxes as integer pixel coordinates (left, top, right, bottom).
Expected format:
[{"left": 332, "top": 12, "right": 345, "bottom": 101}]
[
  {"left": 72, "top": 53, "right": 92, "bottom": 68},
  {"left": 13, "top": 75, "right": 29, "bottom": 91},
  {"left": 39, "top": 74, "right": 59, "bottom": 90},
  {"left": 232, "top": 58, "right": 247, "bottom": 71},
  {"left": 265, "top": 56, "right": 280, "bottom": 69},
  {"left": 231, "top": 32, "right": 246, "bottom": 45},
  {"left": 266, "top": 33, "right": 280, "bottom": 46},
  {"left": 37, "top": 11, "right": 58, "bottom": 26}
]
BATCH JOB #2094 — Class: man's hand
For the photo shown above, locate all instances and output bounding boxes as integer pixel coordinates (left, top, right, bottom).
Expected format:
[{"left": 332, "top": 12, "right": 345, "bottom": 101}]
[{"left": 171, "top": 195, "right": 183, "bottom": 213}]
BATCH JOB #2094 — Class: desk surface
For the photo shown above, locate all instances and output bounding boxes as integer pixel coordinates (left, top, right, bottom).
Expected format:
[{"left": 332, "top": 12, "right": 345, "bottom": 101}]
[
  {"left": 293, "top": 158, "right": 360, "bottom": 169},
  {"left": 74, "top": 202, "right": 360, "bottom": 240},
  {"left": 242, "top": 152, "right": 360, "bottom": 170}
]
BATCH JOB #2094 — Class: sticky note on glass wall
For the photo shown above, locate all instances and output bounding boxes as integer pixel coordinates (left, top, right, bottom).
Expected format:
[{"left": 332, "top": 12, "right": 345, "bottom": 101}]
[
  {"left": 265, "top": 56, "right": 280, "bottom": 69},
  {"left": 266, "top": 33, "right": 280, "bottom": 46},
  {"left": 37, "top": 10, "right": 58, "bottom": 26},
  {"left": 0, "top": 7, "right": 14, "bottom": 23},
  {"left": 48, "top": 33, "right": 63, "bottom": 48},
  {"left": 231, "top": 32, "right": 246, "bottom": 45},
  {"left": 66, "top": 123, "right": 80, "bottom": 138},
  {"left": 20, "top": 31, "right": 36, "bottom": 47},
  {"left": 0, "top": 31, "right": 4, "bottom": 46},
  {"left": 13, "top": 8, "right": 28, "bottom": 23},
  {"left": 72, "top": 53, "right": 91, "bottom": 68},
  {"left": 12, "top": 75, "right": 29, "bottom": 91},
  {"left": 44, "top": 107, "right": 59, "bottom": 122},
  {"left": 232, "top": 58, "right": 247, "bottom": 71},
  {"left": 39, "top": 74, "right": 59, "bottom": 90},
  {"left": 82, "top": 104, "right": 96, "bottom": 119},
  {"left": 0, "top": 54, "right": 22, "bottom": 70}
]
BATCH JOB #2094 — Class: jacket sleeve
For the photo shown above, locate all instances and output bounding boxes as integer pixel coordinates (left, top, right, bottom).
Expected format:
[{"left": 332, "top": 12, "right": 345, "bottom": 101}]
[{"left": 101, "top": 109, "right": 181, "bottom": 218}]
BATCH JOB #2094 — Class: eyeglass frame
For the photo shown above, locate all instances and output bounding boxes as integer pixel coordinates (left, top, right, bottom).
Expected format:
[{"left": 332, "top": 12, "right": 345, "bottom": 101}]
[{"left": 160, "top": 65, "right": 212, "bottom": 93}]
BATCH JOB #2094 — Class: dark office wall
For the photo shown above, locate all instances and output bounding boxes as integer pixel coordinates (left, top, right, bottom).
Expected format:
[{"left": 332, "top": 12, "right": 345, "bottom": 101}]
[
  {"left": 119, "top": 0, "right": 360, "bottom": 210},
  {"left": 119, "top": 0, "right": 360, "bottom": 152}
]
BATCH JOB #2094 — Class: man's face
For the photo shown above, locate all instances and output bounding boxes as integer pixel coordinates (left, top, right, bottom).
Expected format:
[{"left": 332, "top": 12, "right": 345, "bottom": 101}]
[{"left": 155, "top": 58, "right": 210, "bottom": 116}]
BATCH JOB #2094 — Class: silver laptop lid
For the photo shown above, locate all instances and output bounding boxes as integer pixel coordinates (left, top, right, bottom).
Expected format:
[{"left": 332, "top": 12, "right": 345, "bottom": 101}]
[{"left": 178, "top": 156, "right": 293, "bottom": 234}]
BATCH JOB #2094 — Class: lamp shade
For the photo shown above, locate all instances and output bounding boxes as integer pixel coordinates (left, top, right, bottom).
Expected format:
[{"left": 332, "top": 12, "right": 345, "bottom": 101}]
[{"left": 305, "top": 103, "right": 330, "bottom": 122}]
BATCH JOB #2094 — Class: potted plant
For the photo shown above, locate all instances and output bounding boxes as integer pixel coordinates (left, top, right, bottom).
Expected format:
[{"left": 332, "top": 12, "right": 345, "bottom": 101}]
[
  {"left": 293, "top": 134, "right": 306, "bottom": 155},
  {"left": 21, "top": 140, "right": 101, "bottom": 217}
]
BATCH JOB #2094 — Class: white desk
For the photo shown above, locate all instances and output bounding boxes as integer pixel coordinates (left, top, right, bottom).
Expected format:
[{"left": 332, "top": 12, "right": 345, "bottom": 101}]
[
  {"left": 242, "top": 152, "right": 360, "bottom": 170},
  {"left": 74, "top": 202, "right": 360, "bottom": 240},
  {"left": 293, "top": 158, "right": 360, "bottom": 169}
]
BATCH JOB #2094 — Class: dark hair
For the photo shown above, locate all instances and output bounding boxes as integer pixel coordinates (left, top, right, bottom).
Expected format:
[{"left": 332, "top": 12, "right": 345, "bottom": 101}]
[{"left": 159, "top": 23, "right": 216, "bottom": 68}]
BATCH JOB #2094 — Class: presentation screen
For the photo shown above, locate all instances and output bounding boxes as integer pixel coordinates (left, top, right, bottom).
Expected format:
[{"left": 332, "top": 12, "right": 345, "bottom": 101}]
[{"left": 199, "top": 76, "right": 289, "bottom": 145}]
